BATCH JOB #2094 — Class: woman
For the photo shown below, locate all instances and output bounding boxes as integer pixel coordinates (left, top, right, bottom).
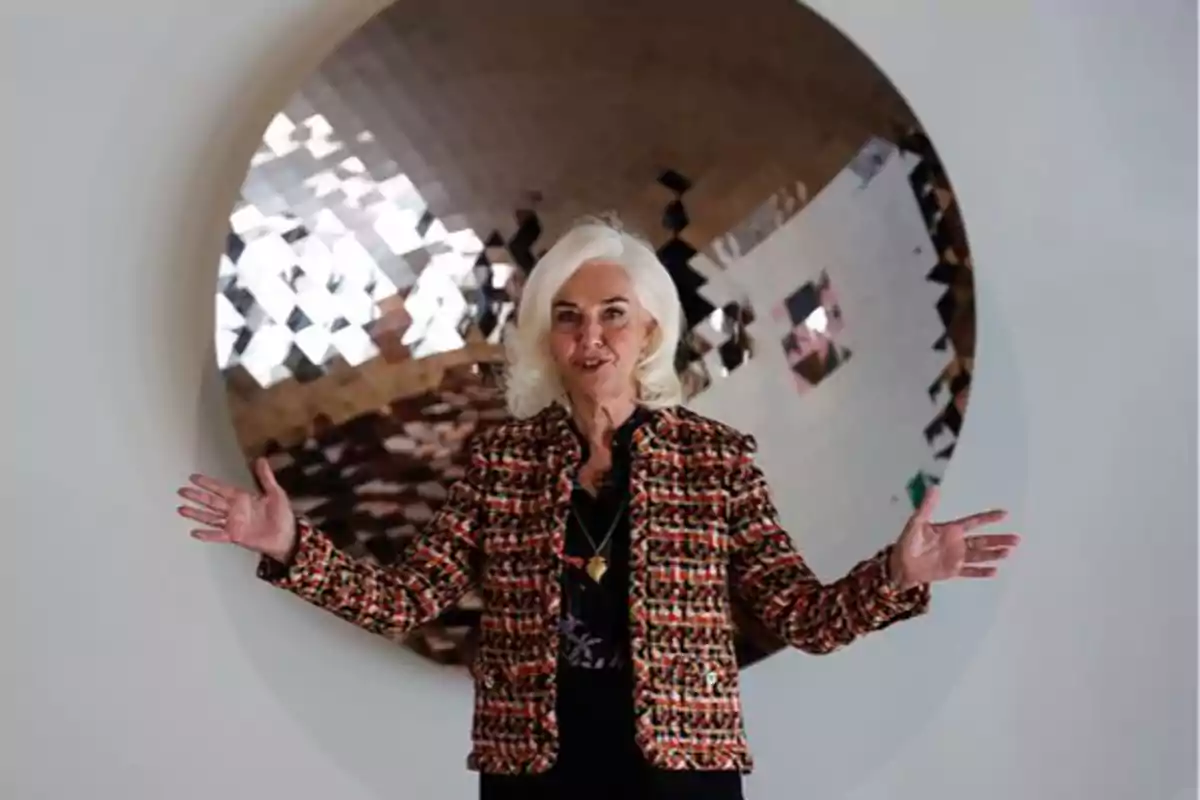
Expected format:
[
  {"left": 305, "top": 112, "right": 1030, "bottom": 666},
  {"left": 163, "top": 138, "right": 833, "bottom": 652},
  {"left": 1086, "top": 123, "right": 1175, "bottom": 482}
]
[{"left": 178, "top": 217, "right": 1019, "bottom": 799}]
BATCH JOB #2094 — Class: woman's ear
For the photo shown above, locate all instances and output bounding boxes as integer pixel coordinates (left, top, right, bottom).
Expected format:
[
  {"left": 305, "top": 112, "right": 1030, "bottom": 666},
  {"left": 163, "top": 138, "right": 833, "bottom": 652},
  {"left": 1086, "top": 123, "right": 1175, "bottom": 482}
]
[{"left": 641, "top": 319, "right": 659, "bottom": 360}]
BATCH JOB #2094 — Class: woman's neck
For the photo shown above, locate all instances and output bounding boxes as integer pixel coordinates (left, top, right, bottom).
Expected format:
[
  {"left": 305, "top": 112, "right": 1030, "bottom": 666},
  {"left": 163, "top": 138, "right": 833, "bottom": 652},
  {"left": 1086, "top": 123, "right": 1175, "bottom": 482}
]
[{"left": 569, "top": 393, "right": 637, "bottom": 449}]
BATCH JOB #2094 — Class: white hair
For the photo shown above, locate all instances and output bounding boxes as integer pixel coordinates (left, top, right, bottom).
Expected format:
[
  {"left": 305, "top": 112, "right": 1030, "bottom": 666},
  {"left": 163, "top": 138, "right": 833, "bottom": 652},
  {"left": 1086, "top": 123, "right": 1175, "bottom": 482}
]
[{"left": 504, "top": 216, "right": 685, "bottom": 419}]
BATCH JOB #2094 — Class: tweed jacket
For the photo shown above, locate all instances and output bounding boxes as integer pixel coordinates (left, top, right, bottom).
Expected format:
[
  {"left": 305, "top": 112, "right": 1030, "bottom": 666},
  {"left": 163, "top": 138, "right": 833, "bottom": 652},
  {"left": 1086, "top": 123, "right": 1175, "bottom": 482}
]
[{"left": 260, "top": 404, "right": 932, "bottom": 775}]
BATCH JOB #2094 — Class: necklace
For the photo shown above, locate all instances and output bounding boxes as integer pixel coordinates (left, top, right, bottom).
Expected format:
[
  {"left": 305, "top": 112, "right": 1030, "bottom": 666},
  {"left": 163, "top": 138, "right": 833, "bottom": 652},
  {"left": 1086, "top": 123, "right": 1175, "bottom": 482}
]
[{"left": 570, "top": 499, "right": 627, "bottom": 583}]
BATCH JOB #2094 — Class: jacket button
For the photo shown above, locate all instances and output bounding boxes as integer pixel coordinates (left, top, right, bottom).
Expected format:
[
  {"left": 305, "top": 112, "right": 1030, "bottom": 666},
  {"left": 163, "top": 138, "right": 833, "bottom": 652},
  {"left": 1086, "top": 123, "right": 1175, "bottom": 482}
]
[
  {"left": 704, "top": 670, "right": 719, "bottom": 687},
  {"left": 483, "top": 674, "right": 495, "bottom": 689}
]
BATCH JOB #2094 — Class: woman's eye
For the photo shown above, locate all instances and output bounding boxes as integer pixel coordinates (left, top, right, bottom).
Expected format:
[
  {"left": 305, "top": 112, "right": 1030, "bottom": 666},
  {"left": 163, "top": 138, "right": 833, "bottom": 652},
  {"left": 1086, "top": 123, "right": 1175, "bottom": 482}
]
[
  {"left": 553, "top": 311, "right": 579, "bottom": 326},
  {"left": 603, "top": 307, "right": 627, "bottom": 321}
]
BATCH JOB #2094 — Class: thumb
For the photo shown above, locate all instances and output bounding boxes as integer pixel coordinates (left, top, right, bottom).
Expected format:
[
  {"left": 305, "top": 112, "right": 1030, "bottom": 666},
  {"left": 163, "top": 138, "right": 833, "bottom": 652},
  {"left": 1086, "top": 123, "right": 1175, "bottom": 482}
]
[
  {"left": 255, "top": 457, "right": 282, "bottom": 494},
  {"left": 914, "top": 484, "right": 940, "bottom": 523}
]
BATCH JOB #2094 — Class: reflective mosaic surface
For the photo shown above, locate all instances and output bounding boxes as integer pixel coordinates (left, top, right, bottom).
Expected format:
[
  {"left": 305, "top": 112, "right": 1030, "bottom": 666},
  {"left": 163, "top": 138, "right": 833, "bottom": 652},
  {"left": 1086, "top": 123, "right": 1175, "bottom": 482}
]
[{"left": 216, "top": 0, "right": 978, "bottom": 669}]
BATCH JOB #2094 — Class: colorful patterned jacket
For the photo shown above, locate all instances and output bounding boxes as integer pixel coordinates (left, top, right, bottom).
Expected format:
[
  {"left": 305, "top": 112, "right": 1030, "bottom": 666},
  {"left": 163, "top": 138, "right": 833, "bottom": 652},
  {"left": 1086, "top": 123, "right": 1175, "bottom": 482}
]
[{"left": 259, "top": 404, "right": 931, "bottom": 775}]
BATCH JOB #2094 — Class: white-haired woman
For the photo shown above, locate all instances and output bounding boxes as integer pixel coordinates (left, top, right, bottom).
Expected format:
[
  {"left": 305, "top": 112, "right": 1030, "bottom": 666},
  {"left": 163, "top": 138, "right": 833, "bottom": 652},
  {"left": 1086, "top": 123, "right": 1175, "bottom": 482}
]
[{"left": 178, "top": 218, "right": 1019, "bottom": 799}]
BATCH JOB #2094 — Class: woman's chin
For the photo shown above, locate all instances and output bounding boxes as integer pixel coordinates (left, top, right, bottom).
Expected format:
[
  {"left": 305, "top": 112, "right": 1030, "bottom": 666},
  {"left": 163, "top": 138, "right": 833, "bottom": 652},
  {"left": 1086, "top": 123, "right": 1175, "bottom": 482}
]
[{"left": 568, "top": 373, "right": 626, "bottom": 400}]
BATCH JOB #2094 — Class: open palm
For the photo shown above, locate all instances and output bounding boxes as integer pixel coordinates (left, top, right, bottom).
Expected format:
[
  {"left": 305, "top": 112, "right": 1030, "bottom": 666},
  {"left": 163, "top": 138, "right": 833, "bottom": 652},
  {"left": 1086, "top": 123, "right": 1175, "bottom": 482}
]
[
  {"left": 891, "top": 486, "right": 1020, "bottom": 589},
  {"left": 176, "top": 457, "right": 296, "bottom": 563}
]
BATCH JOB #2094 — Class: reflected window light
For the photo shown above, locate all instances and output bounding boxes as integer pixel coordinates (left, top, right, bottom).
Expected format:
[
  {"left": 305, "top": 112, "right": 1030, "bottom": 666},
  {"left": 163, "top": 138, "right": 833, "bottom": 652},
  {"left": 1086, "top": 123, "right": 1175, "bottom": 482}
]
[
  {"left": 330, "top": 236, "right": 379, "bottom": 290},
  {"left": 215, "top": 293, "right": 246, "bottom": 331},
  {"left": 238, "top": 236, "right": 296, "bottom": 283},
  {"left": 487, "top": 304, "right": 516, "bottom": 343},
  {"left": 375, "top": 206, "right": 424, "bottom": 255},
  {"left": 218, "top": 253, "right": 238, "bottom": 280},
  {"left": 445, "top": 228, "right": 485, "bottom": 255},
  {"left": 249, "top": 147, "right": 277, "bottom": 169},
  {"left": 331, "top": 325, "right": 378, "bottom": 366},
  {"left": 240, "top": 325, "right": 295, "bottom": 385},
  {"left": 425, "top": 250, "right": 474, "bottom": 285},
  {"left": 230, "top": 205, "right": 267, "bottom": 236},
  {"left": 295, "top": 284, "right": 339, "bottom": 327},
  {"left": 218, "top": 113, "right": 493, "bottom": 389},
  {"left": 491, "top": 263, "right": 515, "bottom": 289},
  {"left": 312, "top": 208, "right": 348, "bottom": 238},
  {"left": 411, "top": 322, "right": 466, "bottom": 359},
  {"left": 332, "top": 282, "right": 378, "bottom": 327},
  {"left": 304, "top": 170, "right": 343, "bottom": 199},
  {"left": 370, "top": 276, "right": 400, "bottom": 303},
  {"left": 295, "top": 238, "right": 334, "bottom": 285},
  {"left": 303, "top": 114, "right": 342, "bottom": 159},
  {"left": 293, "top": 325, "right": 333, "bottom": 364},
  {"left": 402, "top": 275, "right": 468, "bottom": 350},
  {"left": 379, "top": 174, "right": 423, "bottom": 208},
  {"left": 247, "top": 273, "right": 299, "bottom": 327},
  {"left": 262, "top": 113, "right": 298, "bottom": 157},
  {"left": 423, "top": 217, "right": 451, "bottom": 244},
  {"left": 215, "top": 328, "right": 240, "bottom": 370},
  {"left": 342, "top": 176, "right": 377, "bottom": 208}
]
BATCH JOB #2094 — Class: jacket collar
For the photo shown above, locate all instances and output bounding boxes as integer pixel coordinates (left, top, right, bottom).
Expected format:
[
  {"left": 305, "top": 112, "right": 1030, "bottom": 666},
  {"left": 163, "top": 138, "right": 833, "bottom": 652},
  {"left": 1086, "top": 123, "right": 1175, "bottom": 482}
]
[{"left": 536, "top": 401, "right": 679, "bottom": 452}]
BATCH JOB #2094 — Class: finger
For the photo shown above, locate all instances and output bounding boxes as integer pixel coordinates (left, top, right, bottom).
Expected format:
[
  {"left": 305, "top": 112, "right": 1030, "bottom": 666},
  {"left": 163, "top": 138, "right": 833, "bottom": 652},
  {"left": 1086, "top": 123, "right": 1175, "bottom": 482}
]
[
  {"left": 190, "top": 473, "right": 241, "bottom": 500},
  {"left": 958, "top": 565, "right": 998, "bottom": 578},
  {"left": 191, "top": 528, "right": 232, "bottom": 544},
  {"left": 914, "top": 485, "right": 940, "bottom": 523},
  {"left": 255, "top": 457, "right": 282, "bottom": 494},
  {"left": 950, "top": 509, "right": 1008, "bottom": 530},
  {"left": 177, "top": 486, "right": 228, "bottom": 512},
  {"left": 177, "top": 505, "right": 225, "bottom": 527},
  {"left": 967, "top": 533, "right": 1021, "bottom": 550},
  {"left": 964, "top": 547, "right": 1014, "bottom": 564}
]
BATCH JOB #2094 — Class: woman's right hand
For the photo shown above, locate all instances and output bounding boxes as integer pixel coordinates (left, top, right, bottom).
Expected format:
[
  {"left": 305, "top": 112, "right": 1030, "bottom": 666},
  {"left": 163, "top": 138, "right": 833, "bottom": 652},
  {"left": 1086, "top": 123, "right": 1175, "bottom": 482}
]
[{"left": 177, "top": 457, "right": 297, "bottom": 563}]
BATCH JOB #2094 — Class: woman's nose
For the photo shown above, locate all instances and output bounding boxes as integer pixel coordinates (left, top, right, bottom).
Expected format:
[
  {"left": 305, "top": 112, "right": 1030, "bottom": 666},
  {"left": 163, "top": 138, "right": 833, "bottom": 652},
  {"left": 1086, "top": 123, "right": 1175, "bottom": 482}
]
[{"left": 578, "top": 319, "right": 604, "bottom": 346}]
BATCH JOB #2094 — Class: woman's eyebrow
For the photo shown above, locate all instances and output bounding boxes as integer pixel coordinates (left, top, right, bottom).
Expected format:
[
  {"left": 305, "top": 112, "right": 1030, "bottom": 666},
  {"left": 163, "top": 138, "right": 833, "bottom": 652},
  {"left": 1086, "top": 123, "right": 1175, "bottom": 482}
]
[{"left": 552, "top": 297, "right": 628, "bottom": 308}]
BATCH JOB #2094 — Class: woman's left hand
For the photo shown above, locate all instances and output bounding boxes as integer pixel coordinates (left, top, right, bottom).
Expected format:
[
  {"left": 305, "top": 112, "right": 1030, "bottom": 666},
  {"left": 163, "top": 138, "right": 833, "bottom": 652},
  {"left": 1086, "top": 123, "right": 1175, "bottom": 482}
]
[{"left": 889, "top": 486, "right": 1021, "bottom": 590}]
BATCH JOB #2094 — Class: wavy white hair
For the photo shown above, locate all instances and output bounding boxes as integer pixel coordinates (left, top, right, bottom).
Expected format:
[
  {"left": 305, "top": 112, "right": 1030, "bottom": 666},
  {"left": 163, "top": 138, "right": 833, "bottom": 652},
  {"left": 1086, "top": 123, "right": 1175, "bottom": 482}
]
[{"left": 504, "top": 216, "right": 684, "bottom": 419}]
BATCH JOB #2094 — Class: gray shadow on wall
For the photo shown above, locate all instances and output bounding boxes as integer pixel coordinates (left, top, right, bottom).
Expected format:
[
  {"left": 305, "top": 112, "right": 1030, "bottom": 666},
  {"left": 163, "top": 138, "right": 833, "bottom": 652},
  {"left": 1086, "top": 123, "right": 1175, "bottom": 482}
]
[
  {"left": 740, "top": 249, "right": 1032, "bottom": 797},
  {"left": 191, "top": 294, "right": 479, "bottom": 800},
  {"left": 174, "top": 3, "right": 479, "bottom": 799}
]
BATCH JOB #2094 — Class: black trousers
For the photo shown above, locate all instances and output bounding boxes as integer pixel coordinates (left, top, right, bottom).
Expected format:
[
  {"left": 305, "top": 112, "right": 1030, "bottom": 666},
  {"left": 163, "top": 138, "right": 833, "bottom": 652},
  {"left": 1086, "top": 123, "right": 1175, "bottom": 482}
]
[{"left": 479, "top": 669, "right": 744, "bottom": 800}]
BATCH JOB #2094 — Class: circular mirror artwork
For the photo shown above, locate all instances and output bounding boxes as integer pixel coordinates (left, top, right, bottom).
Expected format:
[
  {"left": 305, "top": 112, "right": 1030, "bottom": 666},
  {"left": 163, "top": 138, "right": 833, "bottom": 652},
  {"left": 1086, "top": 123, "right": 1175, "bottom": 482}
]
[{"left": 214, "top": 0, "right": 977, "bottom": 669}]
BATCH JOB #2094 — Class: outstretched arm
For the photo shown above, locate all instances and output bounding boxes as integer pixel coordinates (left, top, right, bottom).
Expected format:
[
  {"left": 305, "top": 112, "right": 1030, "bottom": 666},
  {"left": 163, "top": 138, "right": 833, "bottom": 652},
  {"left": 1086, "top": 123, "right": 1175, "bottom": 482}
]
[
  {"left": 258, "top": 433, "right": 490, "bottom": 640},
  {"left": 726, "top": 442, "right": 931, "bottom": 655}
]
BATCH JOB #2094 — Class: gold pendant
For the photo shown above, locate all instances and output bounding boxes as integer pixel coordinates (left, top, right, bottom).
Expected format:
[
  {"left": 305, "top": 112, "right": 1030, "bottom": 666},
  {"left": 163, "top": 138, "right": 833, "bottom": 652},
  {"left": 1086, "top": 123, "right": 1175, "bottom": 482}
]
[{"left": 586, "top": 555, "right": 608, "bottom": 583}]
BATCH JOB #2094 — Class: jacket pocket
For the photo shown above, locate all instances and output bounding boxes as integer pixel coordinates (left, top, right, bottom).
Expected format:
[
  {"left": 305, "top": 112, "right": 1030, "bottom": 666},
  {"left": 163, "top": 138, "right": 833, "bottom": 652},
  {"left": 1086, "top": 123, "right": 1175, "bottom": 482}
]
[
  {"left": 475, "top": 656, "right": 554, "bottom": 696},
  {"left": 656, "top": 653, "right": 737, "bottom": 701},
  {"left": 472, "top": 657, "right": 555, "bottom": 748}
]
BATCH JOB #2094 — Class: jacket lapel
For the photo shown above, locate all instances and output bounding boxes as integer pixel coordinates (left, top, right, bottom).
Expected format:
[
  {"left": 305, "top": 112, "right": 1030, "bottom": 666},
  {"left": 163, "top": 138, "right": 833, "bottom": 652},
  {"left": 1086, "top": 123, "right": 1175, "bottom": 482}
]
[{"left": 537, "top": 404, "right": 579, "bottom": 562}]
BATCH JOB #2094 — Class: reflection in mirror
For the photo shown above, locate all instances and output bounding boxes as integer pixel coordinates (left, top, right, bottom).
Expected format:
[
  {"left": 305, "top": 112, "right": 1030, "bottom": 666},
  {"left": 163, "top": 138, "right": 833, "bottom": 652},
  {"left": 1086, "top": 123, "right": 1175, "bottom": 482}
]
[{"left": 214, "top": 0, "right": 980, "bottom": 673}]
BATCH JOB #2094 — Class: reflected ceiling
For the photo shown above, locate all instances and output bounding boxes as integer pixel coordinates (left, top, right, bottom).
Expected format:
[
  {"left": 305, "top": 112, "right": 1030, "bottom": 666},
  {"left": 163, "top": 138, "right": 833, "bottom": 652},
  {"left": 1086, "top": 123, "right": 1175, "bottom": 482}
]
[{"left": 215, "top": 0, "right": 977, "bottom": 668}]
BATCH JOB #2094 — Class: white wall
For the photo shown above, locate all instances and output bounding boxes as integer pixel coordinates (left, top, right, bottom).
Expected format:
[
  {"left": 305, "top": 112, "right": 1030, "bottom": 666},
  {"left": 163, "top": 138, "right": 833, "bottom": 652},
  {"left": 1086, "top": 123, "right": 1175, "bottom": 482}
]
[
  {"left": 692, "top": 145, "right": 951, "bottom": 581},
  {"left": 3, "top": 2, "right": 1194, "bottom": 800}
]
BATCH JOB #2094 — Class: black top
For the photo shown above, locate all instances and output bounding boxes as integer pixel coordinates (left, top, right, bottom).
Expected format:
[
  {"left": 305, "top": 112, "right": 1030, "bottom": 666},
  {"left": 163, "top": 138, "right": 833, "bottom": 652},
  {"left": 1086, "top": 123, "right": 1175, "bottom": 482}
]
[{"left": 480, "top": 408, "right": 744, "bottom": 800}]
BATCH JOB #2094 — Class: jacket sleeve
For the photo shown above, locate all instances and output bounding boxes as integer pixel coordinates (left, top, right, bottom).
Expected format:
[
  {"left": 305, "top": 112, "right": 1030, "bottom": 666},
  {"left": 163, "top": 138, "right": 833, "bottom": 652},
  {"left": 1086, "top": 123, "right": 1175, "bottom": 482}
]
[
  {"left": 255, "top": 432, "right": 490, "bottom": 639},
  {"left": 725, "top": 437, "right": 931, "bottom": 654}
]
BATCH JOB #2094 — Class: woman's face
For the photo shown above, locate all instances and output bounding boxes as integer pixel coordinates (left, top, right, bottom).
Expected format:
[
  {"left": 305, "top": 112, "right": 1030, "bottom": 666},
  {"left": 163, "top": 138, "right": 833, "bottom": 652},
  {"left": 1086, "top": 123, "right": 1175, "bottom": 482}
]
[{"left": 547, "top": 259, "right": 656, "bottom": 404}]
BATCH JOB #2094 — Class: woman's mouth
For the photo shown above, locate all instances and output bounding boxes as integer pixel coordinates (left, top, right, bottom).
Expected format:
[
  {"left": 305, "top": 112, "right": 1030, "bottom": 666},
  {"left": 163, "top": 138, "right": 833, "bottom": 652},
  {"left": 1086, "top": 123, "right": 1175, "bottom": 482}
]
[{"left": 577, "top": 358, "right": 609, "bottom": 373}]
